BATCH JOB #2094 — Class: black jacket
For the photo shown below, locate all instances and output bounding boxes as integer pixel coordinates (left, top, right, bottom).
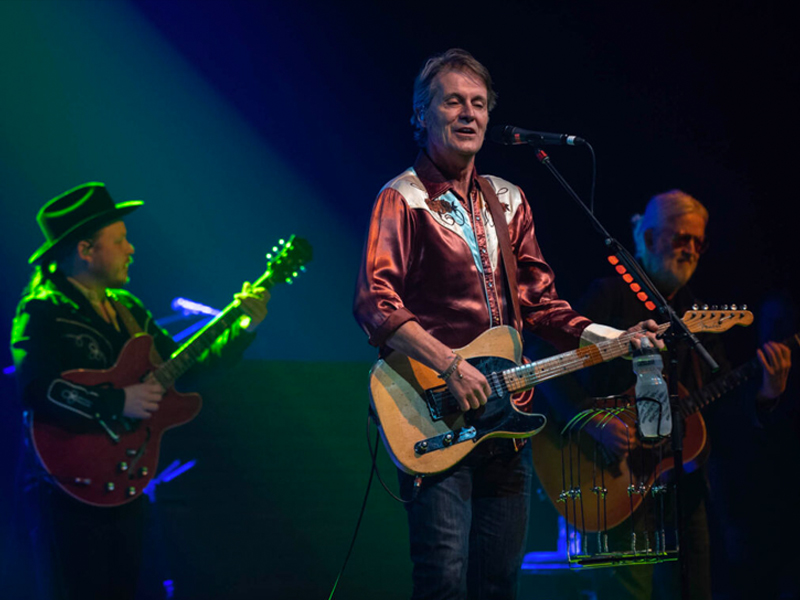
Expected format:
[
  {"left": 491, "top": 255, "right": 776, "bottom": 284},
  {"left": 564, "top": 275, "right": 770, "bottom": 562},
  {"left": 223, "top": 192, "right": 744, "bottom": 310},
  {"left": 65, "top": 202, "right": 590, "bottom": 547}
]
[{"left": 10, "top": 268, "right": 254, "bottom": 428}]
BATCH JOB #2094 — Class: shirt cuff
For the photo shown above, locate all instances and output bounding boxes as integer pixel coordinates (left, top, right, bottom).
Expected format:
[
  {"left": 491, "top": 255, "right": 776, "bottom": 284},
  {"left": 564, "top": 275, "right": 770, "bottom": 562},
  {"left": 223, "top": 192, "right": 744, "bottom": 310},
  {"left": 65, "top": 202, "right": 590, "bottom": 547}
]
[
  {"left": 580, "top": 323, "right": 624, "bottom": 346},
  {"left": 369, "top": 308, "right": 419, "bottom": 348}
]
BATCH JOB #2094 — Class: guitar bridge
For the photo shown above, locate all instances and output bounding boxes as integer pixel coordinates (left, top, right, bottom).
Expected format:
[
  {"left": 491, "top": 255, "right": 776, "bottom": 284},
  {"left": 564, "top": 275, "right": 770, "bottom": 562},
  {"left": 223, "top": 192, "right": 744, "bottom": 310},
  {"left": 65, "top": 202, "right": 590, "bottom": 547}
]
[{"left": 414, "top": 426, "right": 477, "bottom": 455}]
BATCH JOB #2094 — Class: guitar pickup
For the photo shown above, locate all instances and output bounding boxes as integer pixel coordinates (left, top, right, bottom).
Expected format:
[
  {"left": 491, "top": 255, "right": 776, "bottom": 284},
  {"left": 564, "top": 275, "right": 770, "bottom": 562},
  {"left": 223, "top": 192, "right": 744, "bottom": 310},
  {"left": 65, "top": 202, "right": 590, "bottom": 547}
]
[{"left": 414, "top": 426, "right": 477, "bottom": 455}]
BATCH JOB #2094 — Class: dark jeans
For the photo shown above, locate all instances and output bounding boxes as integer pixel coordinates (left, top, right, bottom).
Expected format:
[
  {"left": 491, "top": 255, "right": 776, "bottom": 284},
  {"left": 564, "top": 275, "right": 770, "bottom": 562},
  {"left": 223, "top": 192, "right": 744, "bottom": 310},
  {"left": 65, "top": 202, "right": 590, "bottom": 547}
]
[{"left": 399, "top": 440, "right": 533, "bottom": 600}]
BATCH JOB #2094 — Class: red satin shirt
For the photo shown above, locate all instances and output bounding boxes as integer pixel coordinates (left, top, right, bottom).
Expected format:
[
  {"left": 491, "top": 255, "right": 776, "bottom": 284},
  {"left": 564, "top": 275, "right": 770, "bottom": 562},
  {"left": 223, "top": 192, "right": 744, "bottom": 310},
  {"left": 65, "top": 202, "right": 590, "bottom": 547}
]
[{"left": 353, "top": 152, "right": 592, "bottom": 355}]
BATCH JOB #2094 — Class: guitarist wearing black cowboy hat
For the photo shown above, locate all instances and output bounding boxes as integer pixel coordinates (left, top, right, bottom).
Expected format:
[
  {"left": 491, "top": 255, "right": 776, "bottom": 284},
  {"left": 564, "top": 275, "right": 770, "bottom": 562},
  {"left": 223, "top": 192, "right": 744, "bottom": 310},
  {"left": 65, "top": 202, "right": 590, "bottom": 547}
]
[{"left": 10, "top": 182, "right": 269, "bottom": 599}]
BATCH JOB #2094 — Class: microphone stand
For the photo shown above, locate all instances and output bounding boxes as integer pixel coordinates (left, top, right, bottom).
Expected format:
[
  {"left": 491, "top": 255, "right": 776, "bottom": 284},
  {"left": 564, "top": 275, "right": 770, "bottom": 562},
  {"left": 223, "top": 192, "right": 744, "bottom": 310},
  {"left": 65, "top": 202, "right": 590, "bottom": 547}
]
[{"left": 529, "top": 145, "right": 718, "bottom": 600}]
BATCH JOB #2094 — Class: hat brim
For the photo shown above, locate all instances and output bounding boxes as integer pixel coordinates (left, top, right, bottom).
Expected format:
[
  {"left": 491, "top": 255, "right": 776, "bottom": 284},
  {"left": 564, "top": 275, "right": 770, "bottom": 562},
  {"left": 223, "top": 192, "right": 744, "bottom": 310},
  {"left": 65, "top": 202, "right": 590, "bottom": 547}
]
[{"left": 29, "top": 200, "right": 143, "bottom": 264}]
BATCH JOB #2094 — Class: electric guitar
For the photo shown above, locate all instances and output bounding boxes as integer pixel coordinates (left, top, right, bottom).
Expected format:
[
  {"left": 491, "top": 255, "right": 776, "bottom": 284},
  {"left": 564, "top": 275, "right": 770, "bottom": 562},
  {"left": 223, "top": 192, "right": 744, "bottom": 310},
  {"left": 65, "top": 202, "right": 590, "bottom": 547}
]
[
  {"left": 31, "top": 236, "right": 312, "bottom": 507},
  {"left": 530, "top": 330, "right": 797, "bottom": 532},
  {"left": 369, "top": 309, "right": 752, "bottom": 476}
]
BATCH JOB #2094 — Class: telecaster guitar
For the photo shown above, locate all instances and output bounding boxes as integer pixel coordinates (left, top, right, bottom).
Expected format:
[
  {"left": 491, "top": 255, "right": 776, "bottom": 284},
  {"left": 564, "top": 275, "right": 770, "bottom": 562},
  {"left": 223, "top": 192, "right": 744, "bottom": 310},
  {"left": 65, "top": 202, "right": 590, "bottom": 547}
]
[
  {"left": 370, "top": 309, "right": 753, "bottom": 476},
  {"left": 31, "top": 236, "right": 312, "bottom": 507}
]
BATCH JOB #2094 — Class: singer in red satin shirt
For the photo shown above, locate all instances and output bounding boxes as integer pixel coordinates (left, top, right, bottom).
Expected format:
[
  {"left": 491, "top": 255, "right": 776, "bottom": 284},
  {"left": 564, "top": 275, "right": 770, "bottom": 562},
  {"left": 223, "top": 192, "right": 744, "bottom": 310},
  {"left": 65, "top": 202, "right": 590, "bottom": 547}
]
[{"left": 353, "top": 48, "right": 661, "bottom": 600}]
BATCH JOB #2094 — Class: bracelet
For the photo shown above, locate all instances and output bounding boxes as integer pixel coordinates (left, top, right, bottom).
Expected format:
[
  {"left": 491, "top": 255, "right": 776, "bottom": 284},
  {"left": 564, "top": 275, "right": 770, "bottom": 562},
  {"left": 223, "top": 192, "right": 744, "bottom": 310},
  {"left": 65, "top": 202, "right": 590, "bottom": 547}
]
[{"left": 438, "top": 354, "right": 463, "bottom": 381}]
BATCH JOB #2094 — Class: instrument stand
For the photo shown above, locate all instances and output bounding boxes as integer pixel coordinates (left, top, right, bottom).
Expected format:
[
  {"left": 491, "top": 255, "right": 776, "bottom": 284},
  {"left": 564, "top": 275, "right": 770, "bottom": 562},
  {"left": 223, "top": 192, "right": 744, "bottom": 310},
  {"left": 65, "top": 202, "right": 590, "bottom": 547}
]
[{"left": 529, "top": 145, "right": 719, "bottom": 600}]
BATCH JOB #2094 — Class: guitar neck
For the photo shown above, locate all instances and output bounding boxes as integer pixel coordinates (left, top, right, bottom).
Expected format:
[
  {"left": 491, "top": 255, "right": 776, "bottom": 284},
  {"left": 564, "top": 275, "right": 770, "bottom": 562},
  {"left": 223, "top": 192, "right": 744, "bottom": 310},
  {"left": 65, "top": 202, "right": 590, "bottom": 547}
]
[
  {"left": 501, "top": 322, "right": 672, "bottom": 393},
  {"left": 153, "top": 262, "right": 282, "bottom": 389},
  {"left": 154, "top": 302, "right": 250, "bottom": 388},
  {"left": 680, "top": 331, "right": 799, "bottom": 417}
]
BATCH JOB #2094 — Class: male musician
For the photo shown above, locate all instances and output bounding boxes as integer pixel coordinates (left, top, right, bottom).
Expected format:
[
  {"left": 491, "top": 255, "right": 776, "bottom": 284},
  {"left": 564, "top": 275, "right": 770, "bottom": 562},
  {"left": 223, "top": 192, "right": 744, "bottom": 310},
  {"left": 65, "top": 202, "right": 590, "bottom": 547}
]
[
  {"left": 353, "top": 48, "right": 661, "bottom": 600},
  {"left": 10, "top": 182, "right": 269, "bottom": 600},
  {"left": 560, "top": 190, "right": 792, "bottom": 600}
]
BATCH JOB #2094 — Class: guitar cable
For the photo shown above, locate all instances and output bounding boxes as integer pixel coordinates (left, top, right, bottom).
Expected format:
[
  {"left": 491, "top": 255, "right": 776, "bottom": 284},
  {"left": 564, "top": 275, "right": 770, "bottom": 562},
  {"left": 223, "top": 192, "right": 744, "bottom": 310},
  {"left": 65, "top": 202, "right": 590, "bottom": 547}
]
[
  {"left": 366, "top": 414, "right": 419, "bottom": 505},
  {"left": 326, "top": 414, "right": 417, "bottom": 600}
]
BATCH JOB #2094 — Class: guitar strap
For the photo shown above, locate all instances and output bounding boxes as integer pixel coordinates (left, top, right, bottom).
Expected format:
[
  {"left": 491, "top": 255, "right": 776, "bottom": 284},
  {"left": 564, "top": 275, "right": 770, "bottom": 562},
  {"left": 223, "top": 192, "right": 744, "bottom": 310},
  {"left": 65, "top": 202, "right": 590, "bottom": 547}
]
[
  {"left": 477, "top": 178, "right": 529, "bottom": 453},
  {"left": 111, "top": 299, "right": 164, "bottom": 365},
  {"left": 476, "top": 176, "right": 523, "bottom": 332}
]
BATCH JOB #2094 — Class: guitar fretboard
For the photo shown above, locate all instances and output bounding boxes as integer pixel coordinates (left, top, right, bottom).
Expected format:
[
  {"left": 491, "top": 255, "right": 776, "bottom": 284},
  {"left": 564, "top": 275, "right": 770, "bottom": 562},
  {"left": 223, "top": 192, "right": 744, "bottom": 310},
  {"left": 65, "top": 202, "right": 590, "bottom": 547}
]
[
  {"left": 679, "top": 331, "right": 799, "bottom": 417},
  {"left": 154, "top": 308, "right": 247, "bottom": 389},
  {"left": 502, "top": 323, "right": 672, "bottom": 393}
]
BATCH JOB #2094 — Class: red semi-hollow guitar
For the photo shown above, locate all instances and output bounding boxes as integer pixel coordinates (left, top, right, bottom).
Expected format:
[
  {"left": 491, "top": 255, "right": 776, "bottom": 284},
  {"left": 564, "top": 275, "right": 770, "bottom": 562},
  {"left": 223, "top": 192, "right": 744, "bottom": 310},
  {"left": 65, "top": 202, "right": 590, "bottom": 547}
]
[{"left": 31, "top": 236, "right": 312, "bottom": 507}]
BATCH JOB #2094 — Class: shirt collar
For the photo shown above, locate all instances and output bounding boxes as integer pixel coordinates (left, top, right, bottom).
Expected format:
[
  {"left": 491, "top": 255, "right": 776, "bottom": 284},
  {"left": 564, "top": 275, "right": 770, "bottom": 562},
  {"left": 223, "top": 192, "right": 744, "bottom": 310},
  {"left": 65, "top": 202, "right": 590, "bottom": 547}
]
[
  {"left": 413, "top": 151, "right": 481, "bottom": 201},
  {"left": 66, "top": 276, "right": 108, "bottom": 306}
]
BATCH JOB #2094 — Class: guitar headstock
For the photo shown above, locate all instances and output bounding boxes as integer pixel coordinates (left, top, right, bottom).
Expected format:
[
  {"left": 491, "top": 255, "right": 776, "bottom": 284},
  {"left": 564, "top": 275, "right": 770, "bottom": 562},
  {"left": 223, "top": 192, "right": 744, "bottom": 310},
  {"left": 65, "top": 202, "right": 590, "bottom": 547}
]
[
  {"left": 256, "top": 235, "right": 313, "bottom": 288},
  {"left": 681, "top": 308, "right": 753, "bottom": 333}
]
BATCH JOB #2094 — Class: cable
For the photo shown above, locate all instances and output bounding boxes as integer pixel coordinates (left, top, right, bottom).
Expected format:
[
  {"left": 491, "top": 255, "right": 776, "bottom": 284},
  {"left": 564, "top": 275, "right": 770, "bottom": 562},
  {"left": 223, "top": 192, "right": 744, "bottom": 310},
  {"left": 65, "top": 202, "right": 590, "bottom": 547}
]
[
  {"left": 366, "top": 416, "right": 416, "bottom": 505},
  {"left": 326, "top": 418, "right": 380, "bottom": 600}
]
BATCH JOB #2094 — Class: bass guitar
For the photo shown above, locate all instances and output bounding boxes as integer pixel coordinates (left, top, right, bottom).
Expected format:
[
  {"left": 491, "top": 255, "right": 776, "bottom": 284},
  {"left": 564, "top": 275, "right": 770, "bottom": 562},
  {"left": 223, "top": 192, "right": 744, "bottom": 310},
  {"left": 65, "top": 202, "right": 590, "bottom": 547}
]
[
  {"left": 530, "top": 330, "right": 797, "bottom": 532},
  {"left": 369, "top": 309, "right": 752, "bottom": 475},
  {"left": 31, "top": 236, "right": 312, "bottom": 507}
]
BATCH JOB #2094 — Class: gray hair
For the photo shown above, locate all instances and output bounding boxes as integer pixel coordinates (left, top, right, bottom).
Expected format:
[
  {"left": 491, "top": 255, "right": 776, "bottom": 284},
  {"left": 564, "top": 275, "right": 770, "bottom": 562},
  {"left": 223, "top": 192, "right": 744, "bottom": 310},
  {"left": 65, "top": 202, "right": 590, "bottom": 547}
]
[
  {"left": 410, "top": 48, "right": 497, "bottom": 146},
  {"left": 631, "top": 190, "right": 709, "bottom": 258}
]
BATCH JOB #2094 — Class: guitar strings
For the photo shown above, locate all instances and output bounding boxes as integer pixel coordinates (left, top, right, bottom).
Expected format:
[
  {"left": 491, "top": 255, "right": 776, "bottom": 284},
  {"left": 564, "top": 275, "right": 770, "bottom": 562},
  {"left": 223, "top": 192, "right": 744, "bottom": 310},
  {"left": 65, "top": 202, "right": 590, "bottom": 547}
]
[
  {"left": 427, "top": 329, "right": 658, "bottom": 416},
  {"left": 157, "top": 313, "right": 238, "bottom": 387},
  {"left": 503, "top": 331, "right": 647, "bottom": 391}
]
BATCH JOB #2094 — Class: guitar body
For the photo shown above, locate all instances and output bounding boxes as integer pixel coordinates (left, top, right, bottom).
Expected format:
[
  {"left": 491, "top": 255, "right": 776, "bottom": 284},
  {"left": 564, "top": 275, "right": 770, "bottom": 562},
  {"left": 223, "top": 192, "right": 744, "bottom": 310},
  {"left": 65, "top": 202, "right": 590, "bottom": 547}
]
[
  {"left": 369, "top": 326, "right": 546, "bottom": 475},
  {"left": 530, "top": 398, "right": 707, "bottom": 532},
  {"left": 31, "top": 334, "right": 202, "bottom": 507},
  {"left": 27, "top": 235, "right": 311, "bottom": 508},
  {"left": 530, "top": 328, "right": 799, "bottom": 533}
]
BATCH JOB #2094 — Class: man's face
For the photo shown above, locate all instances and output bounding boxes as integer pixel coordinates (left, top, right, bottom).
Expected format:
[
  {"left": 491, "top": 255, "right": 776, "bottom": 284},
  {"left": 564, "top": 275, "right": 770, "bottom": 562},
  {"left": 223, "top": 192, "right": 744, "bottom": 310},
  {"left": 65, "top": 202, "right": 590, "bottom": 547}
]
[
  {"left": 642, "top": 212, "right": 707, "bottom": 297},
  {"left": 83, "top": 220, "right": 135, "bottom": 289},
  {"left": 422, "top": 69, "right": 489, "bottom": 164}
]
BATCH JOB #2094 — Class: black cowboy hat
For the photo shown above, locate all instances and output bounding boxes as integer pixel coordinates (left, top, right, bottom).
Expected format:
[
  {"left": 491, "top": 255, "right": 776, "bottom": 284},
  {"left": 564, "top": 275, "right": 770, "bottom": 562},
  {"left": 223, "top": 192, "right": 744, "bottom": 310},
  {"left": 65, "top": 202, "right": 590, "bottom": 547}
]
[{"left": 29, "top": 182, "right": 143, "bottom": 264}]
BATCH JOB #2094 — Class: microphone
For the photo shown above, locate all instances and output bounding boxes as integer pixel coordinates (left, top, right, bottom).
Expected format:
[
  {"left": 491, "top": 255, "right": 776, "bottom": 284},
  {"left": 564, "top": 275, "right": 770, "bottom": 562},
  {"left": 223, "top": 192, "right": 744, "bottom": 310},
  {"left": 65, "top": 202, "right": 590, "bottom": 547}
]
[{"left": 488, "top": 125, "right": 586, "bottom": 147}]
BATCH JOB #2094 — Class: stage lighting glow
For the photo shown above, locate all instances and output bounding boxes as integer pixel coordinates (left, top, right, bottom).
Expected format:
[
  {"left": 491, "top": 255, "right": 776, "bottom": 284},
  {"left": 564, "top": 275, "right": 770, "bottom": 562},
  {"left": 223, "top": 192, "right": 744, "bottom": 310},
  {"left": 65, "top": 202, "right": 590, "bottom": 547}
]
[{"left": 171, "top": 297, "right": 221, "bottom": 316}]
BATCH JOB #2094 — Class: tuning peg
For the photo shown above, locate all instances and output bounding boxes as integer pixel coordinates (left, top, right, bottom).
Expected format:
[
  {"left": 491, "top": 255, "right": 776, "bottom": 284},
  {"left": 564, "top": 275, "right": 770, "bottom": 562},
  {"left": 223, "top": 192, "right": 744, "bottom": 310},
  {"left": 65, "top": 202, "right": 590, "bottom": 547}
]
[
  {"left": 702, "top": 304, "right": 709, "bottom": 310},
  {"left": 722, "top": 304, "right": 729, "bottom": 310},
  {"left": 692, "top": 304, "right": 699, "bottom": 310},
  {"left": 711, "top": 305, "right": 718, "bottom": 310},
  {"left": 731, "top": 304, "right": 737, "bottom": 310},
  {"left": 742, "top": 304, "right": 748, "bottom": 310}
]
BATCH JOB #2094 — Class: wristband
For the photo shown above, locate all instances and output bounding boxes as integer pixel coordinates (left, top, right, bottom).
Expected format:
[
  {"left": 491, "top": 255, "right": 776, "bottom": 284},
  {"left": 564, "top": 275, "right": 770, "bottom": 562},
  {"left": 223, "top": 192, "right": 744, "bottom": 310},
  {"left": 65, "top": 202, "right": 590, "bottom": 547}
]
[{"left": 438, "top": 354, "right": 463, "bottom": 381}]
